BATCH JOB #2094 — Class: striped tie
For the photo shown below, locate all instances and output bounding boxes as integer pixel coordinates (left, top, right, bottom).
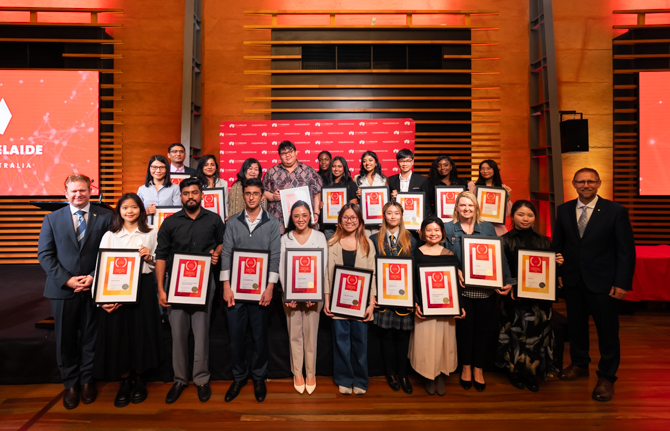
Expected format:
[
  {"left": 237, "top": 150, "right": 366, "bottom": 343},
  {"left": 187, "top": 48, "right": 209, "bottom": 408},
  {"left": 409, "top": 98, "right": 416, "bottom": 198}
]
[
  {"left": 76, "top": 210, "right": 87, "bottom": 243},
  {"left": 578, "top": 206, "right": 588, "bottom": 238}
]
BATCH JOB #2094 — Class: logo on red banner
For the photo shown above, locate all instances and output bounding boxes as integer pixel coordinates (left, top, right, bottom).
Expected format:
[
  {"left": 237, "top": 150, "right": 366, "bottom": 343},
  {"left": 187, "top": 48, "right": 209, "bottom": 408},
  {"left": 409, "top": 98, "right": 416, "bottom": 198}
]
[
  {"left": 430, "top": 271, "right": 445, "bottom": 289},
  {"left": 182, "top": 260, "right": 199, "bottom": 277},
  {"left": 203, "top": 194, "right": 215, "bottom": 208},
  {"left": 475, "top": 244, "right": 489, "bottom": 260},
  {"left": 243, "top": 257, "right": 258, "bottom": 275},
  {"left": 298, "top": 256, "right": 312, "bottom": 273},
  {"left": 404, "top": 198, "right": 414, "bottom": 211},
  {"left": 113, "top": 257, "right": 129, "bottom": 275},
  {"left": 388, "top": 264, "right": 402, "bottom": 281},
  {"left": 344, "top": 274, "right": 359, "bottom": 291},
  {"left": 171, "top": 177, "right": 186, "bottom": 186}
]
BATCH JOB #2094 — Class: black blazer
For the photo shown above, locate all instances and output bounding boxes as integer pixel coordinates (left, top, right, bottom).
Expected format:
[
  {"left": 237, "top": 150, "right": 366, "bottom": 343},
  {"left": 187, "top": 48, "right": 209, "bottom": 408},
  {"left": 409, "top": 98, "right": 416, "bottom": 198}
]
[
  {"left": 551, "top": 196, "right": 635, "bottom": 293},
  {"left": 387, "top": 172, "right": 432, "bottom": 217},
  {"left": 184, "top": 166, "right": 197, "bottom": 176},
  {"left": 38, "top": 204, "right": 113, "bottom": 300}
]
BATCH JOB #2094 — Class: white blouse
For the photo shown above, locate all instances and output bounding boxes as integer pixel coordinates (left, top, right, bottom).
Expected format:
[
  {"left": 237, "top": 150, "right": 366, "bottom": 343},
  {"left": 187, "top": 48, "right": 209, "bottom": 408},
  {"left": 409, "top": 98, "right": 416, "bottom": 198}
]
[
  {"left": 355, "top": 173, "right": 387, "bottom": 187},
  {"left": 98, "top": 227, "right": 158, "bottom": 274},
  {"left": 279, "top": 229, "right": 329, "bottom": 291}
]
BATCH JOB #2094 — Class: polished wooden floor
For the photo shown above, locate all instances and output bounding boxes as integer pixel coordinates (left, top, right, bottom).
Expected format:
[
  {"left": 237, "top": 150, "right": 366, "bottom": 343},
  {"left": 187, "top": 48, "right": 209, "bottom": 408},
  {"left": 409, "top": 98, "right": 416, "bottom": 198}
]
[{"left": 2, "top": 304, "right": 670, "bottom": 431}]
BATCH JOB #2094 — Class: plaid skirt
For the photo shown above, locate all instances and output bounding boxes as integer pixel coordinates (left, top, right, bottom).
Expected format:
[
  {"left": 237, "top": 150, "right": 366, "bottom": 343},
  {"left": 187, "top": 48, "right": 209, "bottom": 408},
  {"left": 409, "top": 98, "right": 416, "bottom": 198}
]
[{"left": 373, "top": 307, "right": 414, "bottom": 331}]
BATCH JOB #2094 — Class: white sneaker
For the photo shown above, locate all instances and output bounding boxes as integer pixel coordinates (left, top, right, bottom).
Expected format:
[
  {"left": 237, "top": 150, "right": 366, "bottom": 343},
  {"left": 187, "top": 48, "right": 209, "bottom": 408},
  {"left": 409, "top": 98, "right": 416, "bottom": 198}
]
[
  {"left": 353, "top": 387, "right": 367, "bottom": 395},
  {"left": 338, "top": 385, "right": 352, "bottom": 395}
]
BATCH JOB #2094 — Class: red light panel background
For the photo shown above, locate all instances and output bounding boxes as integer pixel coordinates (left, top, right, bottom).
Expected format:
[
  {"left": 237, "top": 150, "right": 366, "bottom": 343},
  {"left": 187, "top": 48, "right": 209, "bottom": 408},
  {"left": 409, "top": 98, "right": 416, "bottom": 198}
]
[
  {"left": 0, "top": 70, "right": 99, "bottom": 196},
  {"left": 639, "top": 72, "right": 670, "bottom": 196}
]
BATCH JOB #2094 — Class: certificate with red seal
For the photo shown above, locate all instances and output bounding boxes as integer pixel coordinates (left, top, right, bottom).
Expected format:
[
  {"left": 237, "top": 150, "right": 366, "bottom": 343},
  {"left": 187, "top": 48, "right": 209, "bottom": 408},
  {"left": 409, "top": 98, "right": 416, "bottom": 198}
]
[
  {"left": 360, "top": 186, "right": 389, "bottom": 225},
  {"left": 462, "top": 236, "right": 504, "bottom": 289},
  {"left": 93, "top": 249, "right": 143, "bottom": 304},
  {"left": 201, "top": 188, "right": 226, "bottom": 222},
  {"left": 169, "top": 173, "right": 190, "bottom": 186},
  {"left": 230, "top": 249, "right": 271, "bottom": 302},
  {"left": 398, "top": 192, "right": 425, "bottom": 230},
  {"left": 418, "top": 264, "right": 461, "bottom": 316},
  {"left": 375, "top": 256, "right": 413, "bottom": 307},
  {"left": 322, "top": 186, "right": 347, "bottom": 225},
  {"left": 167, "top": 252, "right": 212, "bottom": 305},
  {"left": 283, "top": 248, "right": 325, "bottom": 302},
  {"left": 152, "top": 206, "right": 182, "bottom": 229},
  {"left": 280, "top": 186, "right": 314, "bottom": 227},
  {"left": 475, "top": 186, "right": 507, "bottom": 224},
  {"left": 330, "top": 265, "right": 373, "bottom": 319},
  {"left": 516, "top": 249, "right": 557, "bottom": 301},
  {"left": 435, "top": 186, "right": 466, "bottom": 222}
]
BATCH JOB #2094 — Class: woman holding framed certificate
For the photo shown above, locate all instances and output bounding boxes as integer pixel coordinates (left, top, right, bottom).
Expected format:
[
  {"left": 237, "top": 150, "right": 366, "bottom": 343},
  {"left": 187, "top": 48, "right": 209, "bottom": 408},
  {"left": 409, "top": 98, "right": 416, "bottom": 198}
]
[
  {"left": 324, "top": 203, "right": 377, "bottom": 395},
  {"left": 196, "top": 154, "right": 229, "bottom": 213},
  {"left": 370, "top": 201, "right": 416, "bottom": 394},
  {"left": 497, "top": 200, "right": 564, "bottom": 392},
  {"left": 428, "top": 155, "right": 468, "bottom": 215},
  {"left": 228, "top": 158, "right": 268, "bottom": 217},
  {"left": 93, "top": 193, "right": 163, "bottom": 408},
  {"left": 467, "top": 159, "right": 512, "bottom": 236},
  {"left": 320, "top": 156, "right": 360, "bottom": 239},
  {"left": 279, "top": 201, "right": 328, "bottom": 395},
  {"left": 136, "top": 155, "right": 181, "bottom": 221},
  {"left": 443, "top": 191, "right": 513, "bottom": 392},
  {"left": 409, "top": 216, "right": 466, "bottom": 396}
]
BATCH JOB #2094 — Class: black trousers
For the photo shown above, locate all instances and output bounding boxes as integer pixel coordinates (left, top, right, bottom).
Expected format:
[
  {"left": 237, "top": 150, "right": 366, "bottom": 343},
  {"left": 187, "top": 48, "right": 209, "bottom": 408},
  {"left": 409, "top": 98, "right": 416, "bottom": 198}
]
[
  {"left": 379, "top": 328, "right": 411, "bottom": 378},
  {"left": 456, "top": 294, "right": 497, "bottom": 369},
  {"left": 50, "top": 291, "right": 98, "bottom": 389},
  {"left": 225, "top": 301, "right": 272, "bottom": 382},
  {"left": 565, "top": 278, "right": 620, "bottom": 383}
]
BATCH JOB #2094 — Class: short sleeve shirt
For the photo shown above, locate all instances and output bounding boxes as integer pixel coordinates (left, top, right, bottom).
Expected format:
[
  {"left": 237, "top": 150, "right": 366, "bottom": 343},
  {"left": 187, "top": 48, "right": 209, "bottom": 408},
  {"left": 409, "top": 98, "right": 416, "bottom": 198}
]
[{"left": 262, "top": 162, "right": 323, "bottom": 229}]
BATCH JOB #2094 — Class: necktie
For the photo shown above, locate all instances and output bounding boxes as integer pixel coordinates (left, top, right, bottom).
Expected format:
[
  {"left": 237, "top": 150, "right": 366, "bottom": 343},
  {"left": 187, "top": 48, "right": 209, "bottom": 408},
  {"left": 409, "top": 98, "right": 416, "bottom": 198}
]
[
  {"left": 389, "top": 234, "right": 397, "bottom": 252},
  {"left": 578, "top": 206, "right": 588, "bottom": 238},
  {"left": 76, "top": 210, "right": 87, "bottom": 243}
]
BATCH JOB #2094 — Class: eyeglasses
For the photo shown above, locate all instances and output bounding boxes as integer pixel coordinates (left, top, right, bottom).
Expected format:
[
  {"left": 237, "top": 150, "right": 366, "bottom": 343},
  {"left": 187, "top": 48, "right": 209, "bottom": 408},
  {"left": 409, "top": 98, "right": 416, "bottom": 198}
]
[
  {"left": 398, "top": 159, "right": 413, "bottom": 165},
  {"left": 574, "top": 180, "right": 599, "bottom": 186},
  {"left": 280, "top": 150, "right": 295, "bottom": 156},
  {"left": 169, "top": 150, "right": 185, "bottom": 154},
  {"left": 244, "top": 192, "right": 262, "bottom": 197},
  {"left": 342, "top": 216, "right": 359, "bottom": 222},
  {"left": 293, "top": 214, "right": 311, "bottom": 220},
  {"left": 150, "top": 166, "right": 166, "bottom": 171}
]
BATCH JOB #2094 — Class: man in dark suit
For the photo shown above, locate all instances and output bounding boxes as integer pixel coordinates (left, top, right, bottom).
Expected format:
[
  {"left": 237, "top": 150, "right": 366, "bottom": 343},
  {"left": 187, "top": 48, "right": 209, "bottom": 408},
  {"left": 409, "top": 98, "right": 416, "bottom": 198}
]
[
  {"left": 37, "top": 174, "right": 113, "bottom": 409},
  {"left": 552, "top": 167, "right": 635, "bottom": 402},
  {"left": 387, "top": 148, "right": 432, "bottom": 218},
  {"left": 168, "top": 142, "right": 197, "bottom": 175}
]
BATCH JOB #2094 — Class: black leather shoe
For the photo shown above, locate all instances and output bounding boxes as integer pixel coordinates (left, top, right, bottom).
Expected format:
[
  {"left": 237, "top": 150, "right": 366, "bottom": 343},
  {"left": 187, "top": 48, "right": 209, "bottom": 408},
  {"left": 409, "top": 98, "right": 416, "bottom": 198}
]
[
  {"left": 225, "top": 380, "right": 247, "bottom": 402},
  {"left": 459, "top": 377, "right": 472, "bottom": 390},
  {"left": 253, "top": 379, "right": 267, "bottom": 402},
  {"left": 81, "top": 382, "right": 97, "bottom": 404},
  {"left": 473, "top": 380, "right": 486, "bottom": 392},
  {"left": 386, "top": 374, "right": 400, "bottom": 391},
  {"left": 525, "top": 374, "right": 539, "bottom": 393},
  {"left": 114, "top": 378, "right": 133, "bottom": 408},
  {"left": 507, "top": 372, "right": 525, "bottom": 390},
  {"left": 197, "top": 383, "right": 211, "bottom": 402},
  {"left": 131, "top": 377, "right": 147, "bottom": 404},
  {"left": 400, "top": 376, "right": 413, "bottom": 394},
  {"left": 165, "top": 382, "right": 187, "bottom": 404},
  {"left": 63, "top": 387, "right": 80, "bottom": 410}
]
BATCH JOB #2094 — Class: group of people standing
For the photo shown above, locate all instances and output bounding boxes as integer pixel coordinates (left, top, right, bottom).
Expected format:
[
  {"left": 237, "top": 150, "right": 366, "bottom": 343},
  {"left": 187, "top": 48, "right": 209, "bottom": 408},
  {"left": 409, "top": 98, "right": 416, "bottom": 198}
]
[{"left": 37, "top": 140, "right": 635, "bottom": 411}]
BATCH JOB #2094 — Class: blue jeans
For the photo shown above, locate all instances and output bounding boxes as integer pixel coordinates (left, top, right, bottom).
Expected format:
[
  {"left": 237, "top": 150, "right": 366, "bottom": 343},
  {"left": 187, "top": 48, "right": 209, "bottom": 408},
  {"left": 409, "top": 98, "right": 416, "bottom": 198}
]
[{"left": 332, "top": 319, "right": 369, "bottom": 390}]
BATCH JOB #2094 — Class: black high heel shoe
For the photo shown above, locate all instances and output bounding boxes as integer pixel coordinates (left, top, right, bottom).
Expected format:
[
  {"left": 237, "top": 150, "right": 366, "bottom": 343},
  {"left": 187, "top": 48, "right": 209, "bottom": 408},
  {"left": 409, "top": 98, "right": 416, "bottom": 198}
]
[
  {"left": 473, "top": 379, "right": 486, "bottom": 392},
  {"left": 459, "top": 375, "right": 472, "bottom": 390}
]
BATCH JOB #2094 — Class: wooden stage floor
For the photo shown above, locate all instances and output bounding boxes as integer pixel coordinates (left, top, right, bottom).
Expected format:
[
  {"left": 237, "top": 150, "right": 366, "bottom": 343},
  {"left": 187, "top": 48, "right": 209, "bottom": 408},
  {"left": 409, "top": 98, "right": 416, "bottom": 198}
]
[{"left": 2, "top": 303, "right": 670, "bottom": 431}]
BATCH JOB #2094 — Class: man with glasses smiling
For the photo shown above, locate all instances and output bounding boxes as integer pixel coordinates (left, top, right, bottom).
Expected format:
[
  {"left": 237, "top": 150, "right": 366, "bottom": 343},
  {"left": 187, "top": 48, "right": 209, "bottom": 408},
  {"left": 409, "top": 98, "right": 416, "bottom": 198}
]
[
  {"left": 387, "top": 149, "right": 432, "bottom": 218},
  {"left": 167, "top": 143, "right": 196, "bottom": 175},
  {"left": 552, "top": 167, "right": 635, "bottom": 402}
]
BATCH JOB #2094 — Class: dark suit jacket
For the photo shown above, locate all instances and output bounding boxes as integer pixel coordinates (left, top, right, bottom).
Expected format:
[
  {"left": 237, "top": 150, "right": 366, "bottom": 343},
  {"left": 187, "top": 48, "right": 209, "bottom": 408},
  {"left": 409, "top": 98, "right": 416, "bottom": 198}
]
[
  {"left": 551, "top": 196, "right": 635, "bottom": 293},
  {"left": 184, "top": 166, "right": 197, "bottom": 176},
  {"left": 38, "top": 204, "right": 113, "bottom": 300},
  {"left": 387, "top": 172, "right": 432, "bottom": 217}
]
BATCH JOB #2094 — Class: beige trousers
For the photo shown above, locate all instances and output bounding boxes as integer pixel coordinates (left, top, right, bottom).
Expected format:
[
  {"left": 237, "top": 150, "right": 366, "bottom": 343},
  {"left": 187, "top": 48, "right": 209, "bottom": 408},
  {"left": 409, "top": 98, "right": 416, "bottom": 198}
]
[{"left": 284, "top": 302, "right": 323, "bottom": 378}]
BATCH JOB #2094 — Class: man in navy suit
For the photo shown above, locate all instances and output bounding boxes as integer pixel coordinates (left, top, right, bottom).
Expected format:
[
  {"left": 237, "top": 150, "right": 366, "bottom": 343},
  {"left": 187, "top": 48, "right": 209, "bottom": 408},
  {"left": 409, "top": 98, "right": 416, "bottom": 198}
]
[
  {"left": 168, "top": 142, "right": 197, "bottom": 175},
  {"left": 552, "top": 168, "right": 635, "bottom": 402},
  {"left": 38, "top": 174, "right": 113, "bottom": 409},
  {"left": 387, "top": 149, "right": 432, "bottom": 218}
]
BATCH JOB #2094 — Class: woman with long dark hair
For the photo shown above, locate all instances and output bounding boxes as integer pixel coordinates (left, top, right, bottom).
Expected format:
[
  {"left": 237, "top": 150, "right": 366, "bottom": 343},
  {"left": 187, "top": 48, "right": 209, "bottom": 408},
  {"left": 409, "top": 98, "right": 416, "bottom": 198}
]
[
  {"left": 428, "top": 155, "right": 468, "bottom": 217},
  {"left": 320, "top": 156, "right": 359, "bottom": 240},
  {"left": 136, "top": 155, "right": 180, "bottom": 217},
  {"left": 355, "top": 151, "right": 387, "bottom": 187},
  {"left": 228, "top": 158, "right": 267, "bottom": 216},
  {"left": 93, "top": 193, "right": 163, "bottom": 407},
  {"left": 196, "top": 154, "right": 229, "bottom": 217},
  {"left": 468, "top": 159, "right": 512, "bottom": 236},
  {"left": 317, "top": 151, "right": 333, "bottom": 186}
]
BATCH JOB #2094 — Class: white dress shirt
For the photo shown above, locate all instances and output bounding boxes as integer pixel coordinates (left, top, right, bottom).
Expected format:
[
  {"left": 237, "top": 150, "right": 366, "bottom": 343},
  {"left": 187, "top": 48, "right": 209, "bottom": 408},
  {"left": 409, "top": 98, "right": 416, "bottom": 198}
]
[
  {"left": 98, "top": 227, "right": 158, "bottom": 274},
  {"left": 69, "top": 202, "right": 91, "bottom": 231},
  {"left": 355, "top": 173, "right": 386, "bottom": 187},
  {"left": 399, "top": 171, "right": 412, "bottom": 192},
  {"left": 576, "top": 195, "right": 599, "bottom": 225}
]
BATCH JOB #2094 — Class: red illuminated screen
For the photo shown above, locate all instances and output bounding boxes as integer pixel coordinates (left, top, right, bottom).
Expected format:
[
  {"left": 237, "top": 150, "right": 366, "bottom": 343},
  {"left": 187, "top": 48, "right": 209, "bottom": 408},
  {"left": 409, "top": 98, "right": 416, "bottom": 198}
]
[
  {"left": 639, "top": 72, "right": 670, "bottom": 196},
  {"left": 0, "top": 70, "right": 99, "bottom": 196}
]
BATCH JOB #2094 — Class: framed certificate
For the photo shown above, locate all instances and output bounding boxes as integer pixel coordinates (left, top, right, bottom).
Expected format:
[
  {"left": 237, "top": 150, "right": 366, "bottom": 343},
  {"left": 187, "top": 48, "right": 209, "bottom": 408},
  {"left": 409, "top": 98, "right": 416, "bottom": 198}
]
[
  {"left": 170, "top": 173, "right": 191, "bottom": 186},
  {"left": 418, "top": 264, "right": 461, "bottom": 316},
  {"left": 167, "top": 252, "right": 212, "bottom": 306},
  {"left": 330, "top": 265, "right": 373, "bottom": 319},
  {"left": 283, "top": 248, "right": 325, "bottom": 302},
  {"left": 398, "top": 192, "right": 425, "bottom": 231},
  {"left": 461, "top": 235, "right": 504, "bottom": 289},
  {"left": 280, "top": 186, "right": 314, "bottom": 228},
  {"left": 516, "top": 249, "right": 557, "bottom": 301},
  {"left": 435, "top": 186, "right": 466, "bottom": 222},
  {"left": 230, "top": 248, "right": 271, "bottom": 302},
  {"left": 322, "top": 186, "right": 347, "bottom": 225},
  {"left": 152, "top": 206, "right": 181, "bottom": 229},
  {"left": 202, "top": 187, "right": 226, "bottom": 221},
  {"left": 360, "top": 186, "right": 389, "bottom": 226},
  {"left": 375, "top": 256, "right": 413, "bottom": 308},
  {"left": 475, "top": 186, "right": 508, "bottom": 225},
  {"left": 93, "top": 249, "right": 143, "bottom": 304}
]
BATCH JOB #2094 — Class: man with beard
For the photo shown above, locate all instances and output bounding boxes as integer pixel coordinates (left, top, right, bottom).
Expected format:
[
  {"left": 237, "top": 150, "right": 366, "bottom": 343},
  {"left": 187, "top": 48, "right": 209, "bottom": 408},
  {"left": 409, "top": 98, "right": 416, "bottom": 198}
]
[{"left": 155, "top": 177, "right": 225, "bottom": 404}]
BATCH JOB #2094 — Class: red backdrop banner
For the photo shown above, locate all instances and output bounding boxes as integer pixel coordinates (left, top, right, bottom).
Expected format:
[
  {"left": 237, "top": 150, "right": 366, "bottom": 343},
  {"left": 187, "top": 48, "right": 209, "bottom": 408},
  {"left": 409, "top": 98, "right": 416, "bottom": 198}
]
[{"left": 219, "top": 119, "right": 415, "bottom": 186}]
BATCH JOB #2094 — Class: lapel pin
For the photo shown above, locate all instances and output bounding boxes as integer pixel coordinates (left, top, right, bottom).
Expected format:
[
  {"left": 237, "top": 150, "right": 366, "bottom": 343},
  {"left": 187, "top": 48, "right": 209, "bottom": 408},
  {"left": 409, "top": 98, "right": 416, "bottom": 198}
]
[{"left": 94, "top": 214, "right": 97, "bottom": 217}]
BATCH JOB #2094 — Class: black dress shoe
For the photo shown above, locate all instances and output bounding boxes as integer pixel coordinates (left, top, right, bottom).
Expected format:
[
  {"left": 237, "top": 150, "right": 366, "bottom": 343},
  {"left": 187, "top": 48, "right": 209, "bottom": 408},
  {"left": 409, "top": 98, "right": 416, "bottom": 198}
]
[
  {"left": 165, "top": 382, "right": 187, "bottom": 404},
  {"left": 386, "top": 374, "right": 400, "bottom": 391},
  {"left": 400, "top": 376, "right": 413, "bottom": 395},
  {"left": 507, "top": 372, "right": 525, "bottom": 390},
  {"left": 197, "top": 383, "right": 211, "bottom": 402},
  {"left": 459, "top": 377, "right": 472, "bottom": 390},
  {"left": 473, "top": 380, "right": 486, "bottom": 392},
  {"left": 114, "top": 378, "right": 133, "bottom": 408},
  {"left": 131, "top": 377, "right": 148, "bottom": 404},
  {"left": 253, "top": 379, "right": 267, "bottom": 402},
  {"left": 81, "top": 383, "right": 97, "bottom": 404},
  {"left": 225, "top": 380, "right": 247, "bottom": 402},
  {"left": 525, "top": 374, "right": 539, "bottom": 393},
  {"left": 63, "top": 387, "right": 80, "bottom": 410}
]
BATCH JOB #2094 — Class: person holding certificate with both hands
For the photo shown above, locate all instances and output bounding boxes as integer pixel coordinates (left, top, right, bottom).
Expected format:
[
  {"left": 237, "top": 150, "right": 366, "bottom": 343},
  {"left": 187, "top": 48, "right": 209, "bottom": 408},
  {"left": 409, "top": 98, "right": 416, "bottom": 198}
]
[
  {"left": 468, "top": 160, "right": 512, "bottom": 236},
  {"left": 279, "top": 201, "right": 328, "bottom": 394},
  {"left": 94, "top": 193, "right": 163, "bottom": 407},
  {"left": 324, "top": 203, "right": 377, "bottom": 395},
  {"left": 443, "top": 191, "right": 513, "bottom": 392}
]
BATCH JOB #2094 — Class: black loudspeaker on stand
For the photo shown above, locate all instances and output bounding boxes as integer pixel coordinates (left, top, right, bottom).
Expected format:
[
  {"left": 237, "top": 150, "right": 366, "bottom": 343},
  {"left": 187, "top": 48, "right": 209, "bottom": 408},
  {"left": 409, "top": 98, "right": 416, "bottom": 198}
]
[{"left": 559, "top": 111, "right": 589, "bottom": 153}]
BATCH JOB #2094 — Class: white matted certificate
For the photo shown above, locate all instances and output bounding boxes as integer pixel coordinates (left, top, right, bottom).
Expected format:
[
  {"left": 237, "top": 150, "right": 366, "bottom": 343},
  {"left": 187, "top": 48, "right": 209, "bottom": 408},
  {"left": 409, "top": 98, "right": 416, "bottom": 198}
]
[
  {"left": 360, "top": 186, "right": 389, "bottom": 225},
  {"left": 321, "top": 186, "right": 347, "bottom": 225},
  {"left": 280, "top": 186, "right": 314, "bottom": 227},
  {"left": 167, "top": 252, "right": 212, "bottom": 306},
  {"left": 418, "top": 264, "right": 461, "bottom": 316},
  {"left": 152, "top": 206, "right": 182, "bottom": 229},
  {"left": 375, "top": 256, "right": 413, "bottom": 308},
  {"left": 330, "top": 265, "right": 373, "bottom": 319},
  {"left": 230, "top": 248, "right": 270, "bottom": 302},
  {"left": 93, "top": 249, "right": 143, "bottom": 304},
  {"left": 435, "top": 186, "right": 466, "bottom": 222},
  {"left": 201, "top": 188, "right": 226, "bottom": 222},
  {"left": 516, "top": 249, "right": 557, "bottom": 302},
  {"left": 283, "top": 248, "right": 324, "bottom": 302},
  {"left": 462, "top": 235, "right": 504, "bottom": 290},
  {"left": 398, "top": 192, "right": 425, "bottom": 231},
  {"left": 475, "top": 186, "right": 507, "bottom": 225}
]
